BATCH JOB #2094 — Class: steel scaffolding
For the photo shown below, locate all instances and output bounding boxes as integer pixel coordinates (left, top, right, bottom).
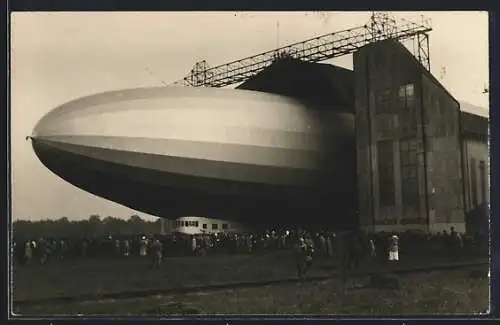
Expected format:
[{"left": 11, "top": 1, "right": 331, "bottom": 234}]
[{"left": 172, "top": 12, "right": 432, "bottom": 88}]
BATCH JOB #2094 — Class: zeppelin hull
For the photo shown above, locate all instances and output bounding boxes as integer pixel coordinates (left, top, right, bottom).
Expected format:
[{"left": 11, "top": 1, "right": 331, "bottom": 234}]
[{"left": 32, "top": 86, "right": 357, "bottom": 227}]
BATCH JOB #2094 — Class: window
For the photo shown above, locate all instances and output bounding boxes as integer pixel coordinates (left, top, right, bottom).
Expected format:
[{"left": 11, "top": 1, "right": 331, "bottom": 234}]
[
  {"left": 212, "top": 223, "right": 218, "bottom": 230},
  {"left": 400, "top": 96, "right": 416, "bottom": 136},
  {"left": 400, "top": 138, "right": 419, "bottom": 211},
  {"left": 222, "top": 224, "right": 228, "bottom": 230},
  {"left": 375, "top": 89, "right": 392, "bottom": 114},
  {"left": 406, "top": 84, "right": 414, "bottom": 96},
  {"left": 377, "top": 140, "right": 395, "bottom": 207},
  {"left": 398, "top": 83, "right": 415, "bottom": 110},
  {"left": 195, "top": 221, "right": 199, "bottom": 227},
  {"left": 184, "top": 221, "right": 189, "bottom": 227},
  {"left": 202, "top": 224, "right": 207, "bottom": 229},
  {"left": 398, "top": 87, "right": 405, "bottom": 98},
  {"left": 185, "top": 221, "right": 198, "bottom": 227}
]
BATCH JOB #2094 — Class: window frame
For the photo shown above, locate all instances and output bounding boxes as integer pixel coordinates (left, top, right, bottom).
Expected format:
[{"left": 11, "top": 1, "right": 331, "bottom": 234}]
[
  {"left": 375, "top": 88, "right": 393, "bottom": 115},
  {"left": 377, "top": 140, "right": 395, "bottom": 207},
  {"left": 400, "top": 137, "right": 419, "bottom": 212}
]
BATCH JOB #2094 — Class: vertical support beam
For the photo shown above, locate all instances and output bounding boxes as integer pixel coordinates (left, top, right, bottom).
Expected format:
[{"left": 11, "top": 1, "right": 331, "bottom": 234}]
[
  {"left": 410, "top": 33, "right": 431, "bottom": 72},
  {"left": 418, "top": 72, "right": 431, "bottom": 231},
  {"left": 412, "top": 36, "right": 419, "bottom": 64},
  {"left": 365, "top": 54, "right": 376, "bottom": 232},
  {"left": 459, "top": 111, "right": 470, "bottom": 231},
  {"left": 418, "top": 33, "right": 431, "bottom": 71}
]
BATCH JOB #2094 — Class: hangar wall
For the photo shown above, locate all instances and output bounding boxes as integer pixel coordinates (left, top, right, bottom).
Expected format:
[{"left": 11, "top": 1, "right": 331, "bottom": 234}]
[
  {"left": 463, "top": 139, "right": 489, "bottom": 210},
  {"left": 354, "top": 39, "right": 466, "bottom": 233},
  {"left": 461, "top": 112, "right": 489, "bottom": 235},
  {"left": 421, "top": 73, "right": 465, "bottom": 233}
]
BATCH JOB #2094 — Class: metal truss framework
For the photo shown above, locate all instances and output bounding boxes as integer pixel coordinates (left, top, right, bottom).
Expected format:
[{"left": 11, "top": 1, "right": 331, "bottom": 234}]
[{"left": 172, "top": 12, "right": 432, "bottom": 88}]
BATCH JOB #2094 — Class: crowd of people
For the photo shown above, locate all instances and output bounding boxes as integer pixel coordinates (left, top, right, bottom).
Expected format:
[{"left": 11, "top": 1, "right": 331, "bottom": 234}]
[
  {"left": 13, "top": 230, "right": 297, "bottom": 264},
  {"left": 13, "top": 227, "right": 487, "bottom": 277}
]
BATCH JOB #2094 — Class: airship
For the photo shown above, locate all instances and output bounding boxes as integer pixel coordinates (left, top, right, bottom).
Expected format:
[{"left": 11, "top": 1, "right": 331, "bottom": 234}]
[{"left": 31, "top": 86, "right": 357, "bottom": 229}]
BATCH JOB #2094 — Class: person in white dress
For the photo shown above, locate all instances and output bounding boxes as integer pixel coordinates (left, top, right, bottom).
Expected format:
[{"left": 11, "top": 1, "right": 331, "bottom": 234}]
[
  {"left": 139, "top": 236, "right": 148, "bottom": 256},
  {"left": 388, "top": 235, "right": 399, "bottom": 262}
]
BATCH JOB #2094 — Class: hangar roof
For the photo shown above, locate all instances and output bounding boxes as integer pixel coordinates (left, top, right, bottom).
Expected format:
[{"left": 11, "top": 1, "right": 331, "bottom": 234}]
[{"left": 461, "top": 111, "right": 488, "bottom": 142}]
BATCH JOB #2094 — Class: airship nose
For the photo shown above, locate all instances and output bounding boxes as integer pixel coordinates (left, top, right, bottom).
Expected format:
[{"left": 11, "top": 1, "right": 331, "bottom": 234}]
[
  {"left": 30, "top": 114, "right": 55, "bottom": 163},
  {"left": 30, "top": 112, "right": 55, "bottom": 160},
  {"left": 31, "top": 103, "right": 66, "bottom": 139},
  {"left": 31, "top": 121, "right": 42, "bottom": 139}
]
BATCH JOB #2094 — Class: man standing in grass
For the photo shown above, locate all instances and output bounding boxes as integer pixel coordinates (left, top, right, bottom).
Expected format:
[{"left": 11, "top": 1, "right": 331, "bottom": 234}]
[
  {"left": 38, "top": 238, "right": 49, "bottom": 265},
  {"left": 123, "top": 239, "right": 130, "bottom": 257},
  {"left": 23, "top": 240, "right": 32, "bottom": 264},
  {"left": 369, "top": 238, "right": 377, "bottom": 260},
  {"left": 150, "top": 238, "right": 163, "bottom": 270},
  {"left": 295, "top": 233, "right": 315, "bottom": 278},
  {"left": 191, "top": 236, "right": 197, "bottom": 256}
]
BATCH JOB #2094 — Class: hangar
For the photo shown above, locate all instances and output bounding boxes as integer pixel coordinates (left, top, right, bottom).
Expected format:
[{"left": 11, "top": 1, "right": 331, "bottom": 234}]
[
  {"left": 233, "top": 39, "right": 488, "bottom": 234},
  {"left": 354, "top": 39, "right": 488, "bottom": 234}
]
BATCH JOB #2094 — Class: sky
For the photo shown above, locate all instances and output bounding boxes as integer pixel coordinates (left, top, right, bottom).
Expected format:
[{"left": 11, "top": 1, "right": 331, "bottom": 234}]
[{"left": 10, "top": 11, "right": 489, "bottom": 221}]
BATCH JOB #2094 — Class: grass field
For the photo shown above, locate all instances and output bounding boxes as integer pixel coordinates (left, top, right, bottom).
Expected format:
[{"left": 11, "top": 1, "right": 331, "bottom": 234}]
[
  {"left": 13, "top": 250, "right": 484, "bottom": 302},
  {"left": 15, "top": 267, "right": 489, "bottom": 316},
  {"left": 13, "top": 252, "right": 324, "bottom": 301}
]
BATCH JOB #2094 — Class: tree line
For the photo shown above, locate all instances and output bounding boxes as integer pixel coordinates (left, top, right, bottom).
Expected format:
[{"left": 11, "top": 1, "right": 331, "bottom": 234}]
[{"left": 13, "top": 215, "right": 163, "bottom": 240}]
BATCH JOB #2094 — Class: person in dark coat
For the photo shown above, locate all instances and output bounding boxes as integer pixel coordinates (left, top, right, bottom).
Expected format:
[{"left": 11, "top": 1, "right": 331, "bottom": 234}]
[
  {"left": 341, "top": 229, "right": 365, "bottom": 276},
  {"left": 149, "top": 239, "right": 163, "bottom": 269},
  {"left": 295, "top": 236, "right": 314, "bottom": 278}
]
